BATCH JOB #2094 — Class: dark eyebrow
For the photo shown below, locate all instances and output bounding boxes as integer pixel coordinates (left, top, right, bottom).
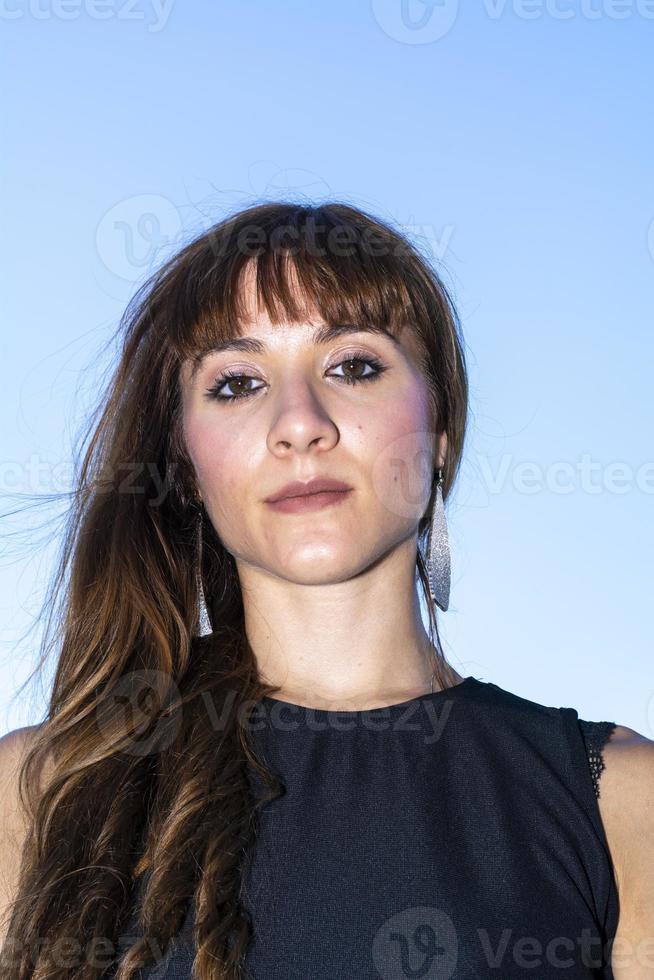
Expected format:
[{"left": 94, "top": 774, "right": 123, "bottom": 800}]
[{"left": 188, "top": 323, "right": 402, "bottom": 382}]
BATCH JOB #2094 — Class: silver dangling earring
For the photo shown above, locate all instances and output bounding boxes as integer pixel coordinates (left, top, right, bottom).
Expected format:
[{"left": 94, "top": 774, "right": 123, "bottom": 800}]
[
  {"left": 194, "top": 511, "right": 213, "bottom": 637},
  {"left": 426, "top": 467, "right": 451, "bottom": 612}
]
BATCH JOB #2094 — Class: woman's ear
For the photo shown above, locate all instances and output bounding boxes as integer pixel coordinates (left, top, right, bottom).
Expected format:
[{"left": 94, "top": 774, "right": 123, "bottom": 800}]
[{"left": 435, "top": 430, "right": 448, "bottom": 470}]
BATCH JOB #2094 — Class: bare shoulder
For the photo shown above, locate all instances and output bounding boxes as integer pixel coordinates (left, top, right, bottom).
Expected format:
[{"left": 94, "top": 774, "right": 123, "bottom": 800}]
[
  {"left": 0, "top": 724, "right": 47, "bottom": 944},
  {"left": 598, "top": 722, "right": 653, "bottom": 875},
  {"left": 596, "top": 724, "right": 654, "bottom": 978},
  {"left": 0, "top": 724, "right": 43, "bottom": 816}
]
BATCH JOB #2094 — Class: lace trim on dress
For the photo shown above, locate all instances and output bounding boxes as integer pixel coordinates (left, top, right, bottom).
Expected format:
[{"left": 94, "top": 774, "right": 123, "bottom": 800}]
[{"left": 577, "top": 719, "right": 617, "bottom": 800}]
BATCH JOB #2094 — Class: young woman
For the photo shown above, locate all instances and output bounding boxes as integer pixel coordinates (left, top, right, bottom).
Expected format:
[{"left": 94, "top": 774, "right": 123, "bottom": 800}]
[{"left": 0, "top": 202, "right": 651, "bottom": 980}]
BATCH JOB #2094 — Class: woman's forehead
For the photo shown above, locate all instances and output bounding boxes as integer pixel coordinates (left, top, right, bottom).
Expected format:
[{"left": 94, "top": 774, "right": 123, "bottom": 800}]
[{"left": 175, "top": 247, "right": 429, "bottom": 382}]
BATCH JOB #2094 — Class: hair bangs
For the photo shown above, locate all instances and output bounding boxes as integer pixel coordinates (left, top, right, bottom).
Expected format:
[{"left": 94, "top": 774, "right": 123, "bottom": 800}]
[{"left": 166, "top": 203, "right": 421, "bottom": 370}]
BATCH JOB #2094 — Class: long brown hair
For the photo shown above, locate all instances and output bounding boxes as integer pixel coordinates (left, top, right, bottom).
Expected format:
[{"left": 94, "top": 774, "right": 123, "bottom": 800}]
[{"left": 0, "top": 201, "right": 469, "bottom": 979}]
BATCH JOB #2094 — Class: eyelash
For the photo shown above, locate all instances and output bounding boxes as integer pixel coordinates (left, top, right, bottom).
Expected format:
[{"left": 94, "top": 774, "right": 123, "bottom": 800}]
[{"left": 203, "top": 352, "right": 388, "bottom": 404}]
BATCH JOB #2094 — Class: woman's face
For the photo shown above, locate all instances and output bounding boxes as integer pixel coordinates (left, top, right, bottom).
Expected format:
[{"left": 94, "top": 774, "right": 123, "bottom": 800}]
[{"left": 179, "top": 272, "right": 446, "bottom": 588}]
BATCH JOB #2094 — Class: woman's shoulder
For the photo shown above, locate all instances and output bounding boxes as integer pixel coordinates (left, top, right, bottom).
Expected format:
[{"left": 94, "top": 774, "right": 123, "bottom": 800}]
[
  {"left": 0, "top": 725, "right": 48, "bottom": 945},
  {"left": 598, "top": 726, "right": 653, "bottom": 849},
  {"left": 0, "top": 723, "right": 55, "bottom": 789},
  {"left": 0, "top": 723, "right": 57, "bottom": 859},
  {"left": 589, "top": 722, "right": 654, "bottom": 970},
  {"left": 470, "top": 679, "right": 647, "bottom": 803},
  {"left": 0, "top": 723, "right": 55, "bottom": 833},
  {"left": 594, "top": 722, "right": 652, "bottom": 853},
  {"left": 0, "top": 723, "right": 40, "bottom": 758},
  {"left": 0, "top": 724, "right": 48, "bottom": 799}
]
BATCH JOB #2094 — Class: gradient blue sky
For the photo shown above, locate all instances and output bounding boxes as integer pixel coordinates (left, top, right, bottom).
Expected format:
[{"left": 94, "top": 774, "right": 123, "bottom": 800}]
[{"left": 2, "top": 0, "right": 652, "bottom": 734}]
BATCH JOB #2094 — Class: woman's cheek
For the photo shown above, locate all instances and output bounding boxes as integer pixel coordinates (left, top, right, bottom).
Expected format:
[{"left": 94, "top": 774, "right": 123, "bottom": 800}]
[
  {"left": 382, "top": 393, "right": 432, "bottom": 453},
  {"left": 182, "top": 418, "right": 224, "bottom": 501},
  {"left": 369, "top": 394, "right": 435, "bottom": 521}
]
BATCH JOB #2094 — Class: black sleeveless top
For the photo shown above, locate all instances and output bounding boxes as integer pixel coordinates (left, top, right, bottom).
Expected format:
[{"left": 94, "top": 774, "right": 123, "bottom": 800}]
[{"left": 121, "top": 675, "right": 619, "bottom": 979}]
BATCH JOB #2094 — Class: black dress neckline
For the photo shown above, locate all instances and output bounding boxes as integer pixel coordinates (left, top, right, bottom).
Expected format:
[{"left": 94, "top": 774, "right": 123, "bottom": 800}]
[{"left": 259, "top": 673, "right": 479, "bottom": 718}]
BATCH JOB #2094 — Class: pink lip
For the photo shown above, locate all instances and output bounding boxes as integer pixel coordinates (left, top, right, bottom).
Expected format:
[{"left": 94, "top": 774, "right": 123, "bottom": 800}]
[
  {"left": 265, "top": 489, "right": 353, "bottom": 514},
  {"left": 265, "top": 477, "right": 352, "bottom": 503}
]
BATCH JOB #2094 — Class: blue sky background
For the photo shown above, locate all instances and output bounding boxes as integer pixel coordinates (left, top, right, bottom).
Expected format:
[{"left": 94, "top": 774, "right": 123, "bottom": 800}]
[{"left": 2, "top": 0, "right": 652, "bottom": 735}]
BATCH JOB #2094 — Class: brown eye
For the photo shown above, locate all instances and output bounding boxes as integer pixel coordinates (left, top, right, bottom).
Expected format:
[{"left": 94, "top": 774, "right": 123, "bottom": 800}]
[
  {"left": 205, "top": 373, "right": 264, "bottom": 403},
  {"left": 204, "top": 353, "right": 387, "bottom": 405},
  {"left": 327, "top": 354, "right": 387, "bottom": 386}
]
